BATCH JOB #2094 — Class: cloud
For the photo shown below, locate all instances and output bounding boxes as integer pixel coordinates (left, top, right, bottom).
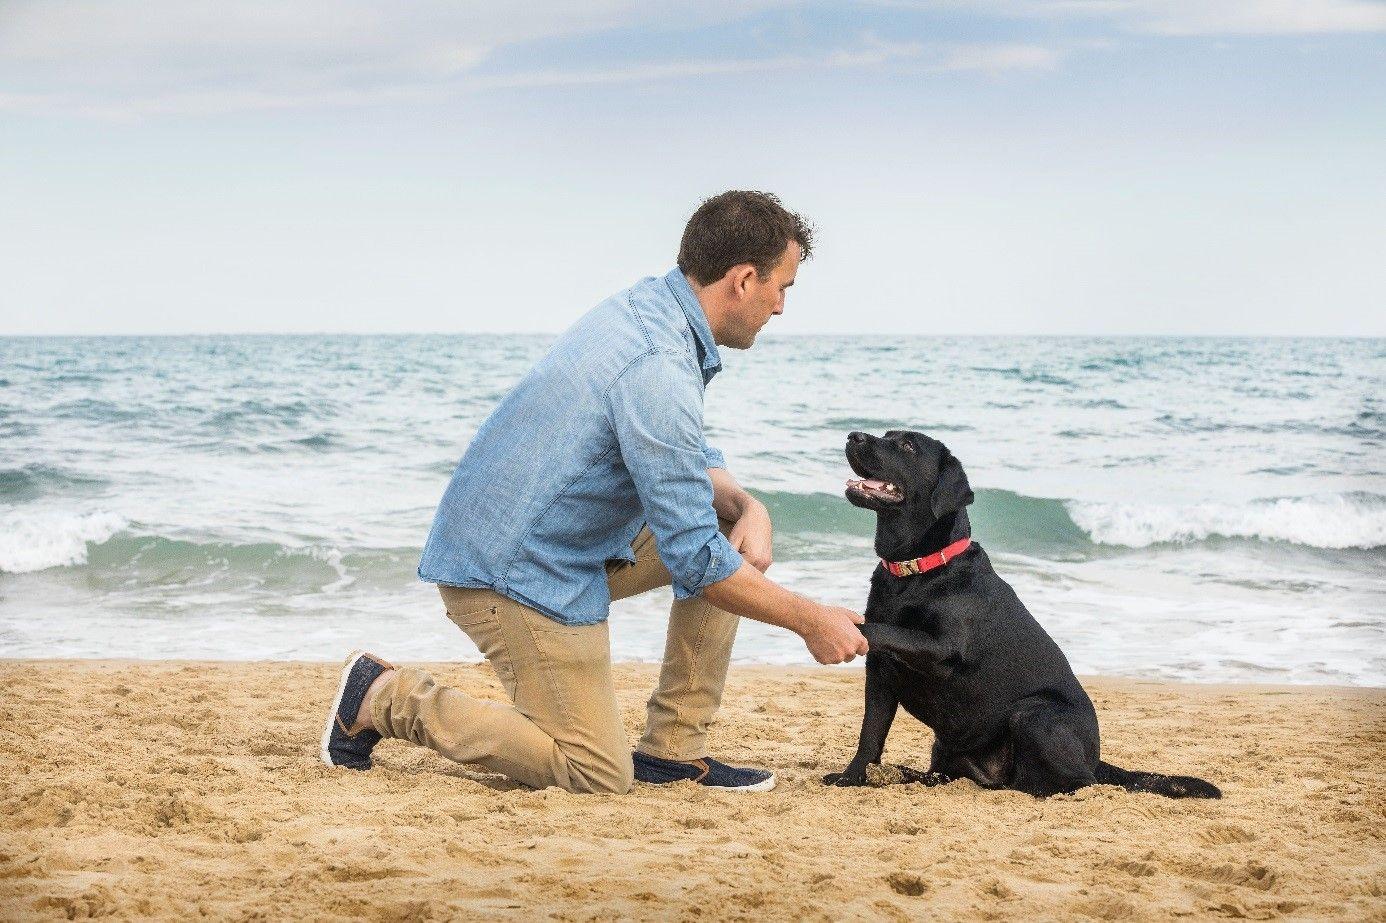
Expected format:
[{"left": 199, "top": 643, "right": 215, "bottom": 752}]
[
  {"left": 472, "top": 39, "right": 1054, "bottom": 91},
  {"left": 0, "top": 4, "right": 1058, "bottom": 120},
  {"left": 5, "top": 0, "right": 1370, "bottom": 120},
  {"left": 826, "top": 36, "right": 927, "bottom": 66},
  {"left": 0, "top": 1, "right": 793, "bottom": 117},
  {"left": 1118, "top": 0, "right": 1386, "bottom": 35},
  {"left": 932, "top": 42, "right": 1062, "bottom": 71},
  {"left": 872, "top": 0, "right": 1386, "bottom": 34}
]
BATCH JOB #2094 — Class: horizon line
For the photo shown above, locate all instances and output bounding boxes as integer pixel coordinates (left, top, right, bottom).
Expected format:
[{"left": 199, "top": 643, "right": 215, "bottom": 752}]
[{"left": 2, "top": 331, "right": 1382, "bottom": 341}]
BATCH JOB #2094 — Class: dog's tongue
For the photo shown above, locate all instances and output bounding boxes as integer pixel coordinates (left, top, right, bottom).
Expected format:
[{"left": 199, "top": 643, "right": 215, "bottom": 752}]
[{"left": 857, "top": 478, "right": 888, "bottom": 490}]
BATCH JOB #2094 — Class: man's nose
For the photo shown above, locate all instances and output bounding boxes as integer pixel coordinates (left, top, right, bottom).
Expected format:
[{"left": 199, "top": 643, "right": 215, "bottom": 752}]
[{"left": 848, "top": 431, "right": 869, "bottom": 444}]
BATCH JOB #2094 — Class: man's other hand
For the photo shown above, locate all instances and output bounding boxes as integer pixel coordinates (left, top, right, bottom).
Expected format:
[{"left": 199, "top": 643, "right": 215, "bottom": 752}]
[
  {"left": 802, "top": 605, "right": 869, "bottom": 665},
  {"left": 728, "top": 500, "right": 774, "bottom": 572}
]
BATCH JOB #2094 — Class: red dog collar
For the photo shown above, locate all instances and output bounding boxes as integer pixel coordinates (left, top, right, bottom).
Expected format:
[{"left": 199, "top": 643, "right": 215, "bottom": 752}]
[{"left": 882, "top": 537, "right": 973, "bottom": 577}]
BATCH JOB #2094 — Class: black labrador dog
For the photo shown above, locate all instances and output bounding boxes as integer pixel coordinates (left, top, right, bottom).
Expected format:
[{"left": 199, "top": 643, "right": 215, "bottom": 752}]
[{"left": 824, "top": 430, "right": 1221, "bottom": 799}]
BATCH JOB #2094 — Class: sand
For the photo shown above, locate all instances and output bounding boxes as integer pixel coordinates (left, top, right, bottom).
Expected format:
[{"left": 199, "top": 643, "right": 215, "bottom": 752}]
[{"left": 0, "top": 660, "right": 1382, "bottom": 921}]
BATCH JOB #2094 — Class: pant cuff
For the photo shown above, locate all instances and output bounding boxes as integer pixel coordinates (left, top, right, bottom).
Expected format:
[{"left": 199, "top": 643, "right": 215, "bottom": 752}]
[
  {"left": 368, "top": 668, "right": 404, "bottom": 739},
  {"left": 635, "top": 739, "right": 708, "bottom": 762}
]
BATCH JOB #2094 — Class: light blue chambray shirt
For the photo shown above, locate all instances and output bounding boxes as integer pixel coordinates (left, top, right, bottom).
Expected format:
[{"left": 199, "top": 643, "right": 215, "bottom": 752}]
[{"left": 417, "top": 268, "right": 744, "bottom": 625}]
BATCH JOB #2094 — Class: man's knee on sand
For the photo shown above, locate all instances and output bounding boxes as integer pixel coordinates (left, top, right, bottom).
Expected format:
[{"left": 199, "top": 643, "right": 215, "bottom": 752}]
[{"left": 560, "top": 743, "right": 634, "bottom": 795}]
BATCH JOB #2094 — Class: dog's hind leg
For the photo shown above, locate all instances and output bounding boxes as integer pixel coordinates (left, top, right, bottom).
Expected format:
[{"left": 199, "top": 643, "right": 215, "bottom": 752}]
[
  {"left": 892, "top": 764, "right": 954, "bottom": 786},
  {"left": 1006, "top": 703, "right": 1100, "bottom": 798}
]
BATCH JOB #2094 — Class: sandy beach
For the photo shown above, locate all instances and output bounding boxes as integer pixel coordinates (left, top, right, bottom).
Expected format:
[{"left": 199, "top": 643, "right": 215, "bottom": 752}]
[{"left": 0, "top": 660, "right": 1381, "bottom": 921}]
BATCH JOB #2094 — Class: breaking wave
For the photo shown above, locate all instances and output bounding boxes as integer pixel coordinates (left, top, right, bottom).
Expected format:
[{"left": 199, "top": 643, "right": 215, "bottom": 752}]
[
  {"left": 755, "top": 488, "right": 1386, "bottom": 554},
  {"left": 5, "top": 489, "right": 1381, "bottom": 581},
  {"left": 1066, "top": 491, "right": 1386, "bottom": 550},
  {"left": 0, "top": 509, "right": 127, "bottom": 573}
]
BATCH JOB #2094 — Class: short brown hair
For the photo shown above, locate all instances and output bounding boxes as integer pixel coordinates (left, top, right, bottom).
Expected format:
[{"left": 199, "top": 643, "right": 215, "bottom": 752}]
[{"left": 677, "top": 190, "right": 813, "bottom": 286}]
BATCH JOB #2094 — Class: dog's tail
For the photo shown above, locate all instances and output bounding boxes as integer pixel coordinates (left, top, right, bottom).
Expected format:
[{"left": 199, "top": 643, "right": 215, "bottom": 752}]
[{"left": 1095, "top": 761, "right": 1221, "bottom": 799}]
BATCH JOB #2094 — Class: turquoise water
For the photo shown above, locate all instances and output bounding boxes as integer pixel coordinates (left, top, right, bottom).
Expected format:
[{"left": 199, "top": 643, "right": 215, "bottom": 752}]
[{"left": 2, "top": 334, "right": 1383, "bottom": 683}]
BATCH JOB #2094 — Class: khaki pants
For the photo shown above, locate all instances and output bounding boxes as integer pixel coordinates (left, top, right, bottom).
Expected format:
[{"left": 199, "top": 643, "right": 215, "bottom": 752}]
[{"left": 370, "top": 524, "right": 740, "bottom": 794}]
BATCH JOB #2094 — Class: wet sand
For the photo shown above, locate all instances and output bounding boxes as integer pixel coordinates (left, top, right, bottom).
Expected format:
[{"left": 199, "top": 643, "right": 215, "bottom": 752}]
[{"left": 1, "top": 660, "right": 1382, "bottom": 921}]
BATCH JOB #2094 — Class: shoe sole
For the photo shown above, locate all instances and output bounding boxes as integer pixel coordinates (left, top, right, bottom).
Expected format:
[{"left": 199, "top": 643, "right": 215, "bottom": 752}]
[
  {"left": 635, "top": 772, "right": 778, "bottom": 792},
  {"left": 320, "top": 650, "right": 367, "bottom": 768},
  {"left": 725, "top": 773, "right": 776, "bottom": 793}
]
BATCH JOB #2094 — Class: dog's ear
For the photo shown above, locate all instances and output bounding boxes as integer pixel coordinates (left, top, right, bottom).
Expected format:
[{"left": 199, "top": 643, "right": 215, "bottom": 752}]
[{"left": 929, "top": 450, "right": 974, "bottom": 519}]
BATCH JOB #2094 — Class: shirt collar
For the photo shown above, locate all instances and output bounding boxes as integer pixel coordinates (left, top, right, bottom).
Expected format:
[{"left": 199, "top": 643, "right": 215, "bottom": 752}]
[{"left": 663, "top": 267, "right": 723, "bottom": 383}]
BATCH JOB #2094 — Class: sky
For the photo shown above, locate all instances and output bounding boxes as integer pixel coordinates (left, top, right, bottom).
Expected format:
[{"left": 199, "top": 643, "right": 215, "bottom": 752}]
[{"left": 1, "top": 1, "right": 1383, "bottom": 336}]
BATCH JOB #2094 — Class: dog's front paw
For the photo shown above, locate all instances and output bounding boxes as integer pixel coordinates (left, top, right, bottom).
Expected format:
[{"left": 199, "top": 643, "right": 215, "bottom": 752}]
[{"left": 823, "top": 766, "right": 872, "bottom": 787}]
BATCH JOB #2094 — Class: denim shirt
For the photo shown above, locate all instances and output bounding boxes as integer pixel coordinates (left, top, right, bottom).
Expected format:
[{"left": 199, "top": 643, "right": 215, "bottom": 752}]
[{"left": 417, "top": 268, "right": 744, "bottom": 625}]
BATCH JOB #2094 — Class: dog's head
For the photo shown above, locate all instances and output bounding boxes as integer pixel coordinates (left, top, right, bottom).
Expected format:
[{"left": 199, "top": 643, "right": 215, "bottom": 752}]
[{"left": 844, "top": 430, "right": 974, "bottom": 555}]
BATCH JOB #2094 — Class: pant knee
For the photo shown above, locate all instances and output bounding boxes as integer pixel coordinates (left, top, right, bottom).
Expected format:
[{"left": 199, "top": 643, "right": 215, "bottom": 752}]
[{"left": 559, "top": 744, "right": 633, "bottom": 795}]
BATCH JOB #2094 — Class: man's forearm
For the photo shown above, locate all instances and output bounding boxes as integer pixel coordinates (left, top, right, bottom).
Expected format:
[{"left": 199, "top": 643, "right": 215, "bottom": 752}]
[
  {"left": 701, "top": 563, "right": 869, "bottom": 665},
  {"left": 701, "top": 562, "right": 811, "bottom": 633},
  {"left": 708, "top": 467, "right": 762, "bottom": 521}
]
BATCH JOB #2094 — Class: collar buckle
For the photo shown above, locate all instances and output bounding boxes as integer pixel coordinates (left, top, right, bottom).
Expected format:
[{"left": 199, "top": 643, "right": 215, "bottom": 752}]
[{"left": 881, "top": 537, "right": 972, "bottom": 580}]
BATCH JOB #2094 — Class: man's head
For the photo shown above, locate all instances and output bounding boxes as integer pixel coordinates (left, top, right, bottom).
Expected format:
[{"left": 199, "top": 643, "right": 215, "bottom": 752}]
[{"left": 678, "top": 190, "right": 813, "bottom": 349}]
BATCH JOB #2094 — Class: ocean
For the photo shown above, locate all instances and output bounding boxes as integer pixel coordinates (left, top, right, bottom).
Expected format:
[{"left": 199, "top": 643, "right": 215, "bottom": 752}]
[{"left": 2, "top": 334, "right": 1382, "bottom": 684}]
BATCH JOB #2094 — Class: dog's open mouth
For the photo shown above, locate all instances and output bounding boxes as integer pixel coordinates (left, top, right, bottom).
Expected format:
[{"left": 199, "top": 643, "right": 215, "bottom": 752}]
[
  {"left": 845, "top": 443, "right": 904, "bottom": 505},
  {"left": 845, "top": 478, "right": 903, "bottom": 504}
]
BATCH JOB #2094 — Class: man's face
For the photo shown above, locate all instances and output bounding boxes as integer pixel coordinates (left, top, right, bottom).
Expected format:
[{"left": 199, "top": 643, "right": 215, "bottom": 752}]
[{"left": 722, "top": 241, "right": 800, "bottom": 349}]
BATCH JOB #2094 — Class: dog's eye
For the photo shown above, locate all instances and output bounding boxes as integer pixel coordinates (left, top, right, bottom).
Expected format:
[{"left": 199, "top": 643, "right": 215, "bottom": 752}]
[{"left": 899, "top": 440, "right": 917, "bottom": 454}]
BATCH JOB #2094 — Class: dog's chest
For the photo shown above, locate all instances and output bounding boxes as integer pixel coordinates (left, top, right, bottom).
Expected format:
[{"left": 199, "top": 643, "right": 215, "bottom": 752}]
[
  {"left": 866, "top": 590, "right": 940, "bottom": 634},
  {"left": 879, "top": 656, "right": 956, "bottom": 734}
]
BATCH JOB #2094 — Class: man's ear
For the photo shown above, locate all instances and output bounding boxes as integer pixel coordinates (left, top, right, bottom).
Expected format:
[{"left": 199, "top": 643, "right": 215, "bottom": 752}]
[
  {"left": 729, "top": 263, "right": 757, "bottom": 295},
  {"left": 930, "top": 451, "right": 975, "bottom": 519}
]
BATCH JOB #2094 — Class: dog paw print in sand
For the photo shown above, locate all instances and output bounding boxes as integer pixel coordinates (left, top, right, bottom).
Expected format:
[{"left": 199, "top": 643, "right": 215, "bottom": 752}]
[
  {"left": 1176, "top": 858, "right": 1281, "bottom": 901},
  {"left": 677, "top": 816, "right": 718, "bottom": 830},
  {"left": 1075, "top": 892, "right": 1141, "bottom": 921},
  {"left": 35, "top": 884, "right": 121, "bottom": 920},
  {"left": 1112, "top": 859, "right": 1159, "bottom": 878},
  {"left": 323, "top": 862, "right": 412, "bottom": 883},
  {"left": 1202, "top": 861, "right": 1279, "bottom": 892},
  {"left": 886, "top": 871, "right": 928, "bottom": 896},
  {"left": 1198, "top": 823, "right": 1258, "bottom": 845}
]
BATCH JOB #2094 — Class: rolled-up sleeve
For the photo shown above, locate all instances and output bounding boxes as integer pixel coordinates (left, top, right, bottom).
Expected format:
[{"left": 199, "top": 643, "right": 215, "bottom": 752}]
[
  {"left": 605, "top": 349, "right": 743, "bottom": 598},
  {"left": 701, "top": 441, "right": 727, "bottom": 470}
]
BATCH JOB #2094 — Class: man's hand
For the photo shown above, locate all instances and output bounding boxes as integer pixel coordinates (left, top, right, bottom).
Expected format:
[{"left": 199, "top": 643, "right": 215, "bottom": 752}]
[
  {"left": 801, "top": 604, "right": 870, "bottom": 665},
  {"left": 700, "top": 560, "right": 867, "bottom": 666},
  {"left": 727, "top": 499, "right": 774, "bottom": 572}
]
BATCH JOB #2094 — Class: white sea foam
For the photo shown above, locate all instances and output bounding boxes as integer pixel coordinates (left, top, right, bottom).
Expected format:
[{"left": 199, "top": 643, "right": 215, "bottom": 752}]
[
  {"left": 1066, "top": 492, "right": 1386, "bottom": 550},
  {"left": 0, "top": 509, "right": 127, "bottom": 573},
  {"left": 279, "top": 544, "right": 356, "bottom": 592},
  {"left": 3, "top": 334, "right": 1384, "bottom": 681}
]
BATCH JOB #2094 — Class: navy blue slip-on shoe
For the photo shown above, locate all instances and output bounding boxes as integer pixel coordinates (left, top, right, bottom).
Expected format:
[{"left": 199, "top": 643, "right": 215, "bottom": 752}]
[
  {"left": 633, "top": 751, "right": 776, "bottom": 792},
  {"left": 320, "top": 651, "right": 393, "bottom": 770}
]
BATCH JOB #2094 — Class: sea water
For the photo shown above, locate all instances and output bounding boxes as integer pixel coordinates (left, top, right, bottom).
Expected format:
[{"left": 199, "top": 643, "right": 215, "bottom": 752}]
[{"left": 2, "top": 334, "right": 1382, "bottom": 684}]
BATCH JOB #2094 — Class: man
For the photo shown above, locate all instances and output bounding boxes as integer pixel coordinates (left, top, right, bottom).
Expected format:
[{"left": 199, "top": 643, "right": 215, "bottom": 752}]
[{"left": 320, "top": 190, "right": 869, "bottom": 793}]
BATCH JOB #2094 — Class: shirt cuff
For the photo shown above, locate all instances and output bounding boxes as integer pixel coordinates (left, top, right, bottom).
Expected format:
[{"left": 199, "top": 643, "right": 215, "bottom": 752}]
[
  {"left": 670, "top": 531, "right": 743, "bottom": 600},
  {"left": 702, "top": 444, "right": 727, "bottom": 470}
]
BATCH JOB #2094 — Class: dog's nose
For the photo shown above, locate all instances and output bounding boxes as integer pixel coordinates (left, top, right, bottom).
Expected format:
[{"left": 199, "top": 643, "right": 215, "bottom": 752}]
[{"left": 847, "top": 431, "right": 868, "bottom": 444}]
